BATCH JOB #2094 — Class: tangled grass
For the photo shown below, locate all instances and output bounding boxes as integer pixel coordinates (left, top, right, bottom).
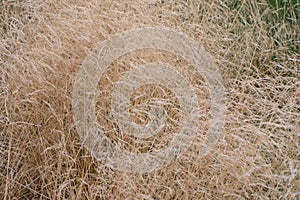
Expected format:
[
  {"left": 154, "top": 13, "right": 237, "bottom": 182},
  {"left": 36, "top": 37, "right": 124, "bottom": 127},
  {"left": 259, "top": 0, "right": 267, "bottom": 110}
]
[{"left": 0, "top": 0, "right": 299, "bottom": 199}]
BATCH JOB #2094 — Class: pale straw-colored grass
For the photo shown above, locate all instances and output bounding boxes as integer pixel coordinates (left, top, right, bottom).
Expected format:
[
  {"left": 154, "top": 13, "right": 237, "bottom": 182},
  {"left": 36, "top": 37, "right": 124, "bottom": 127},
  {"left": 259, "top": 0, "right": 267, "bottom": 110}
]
[{"left": 0, "top": 0, "right": 299, "bottom": 199}]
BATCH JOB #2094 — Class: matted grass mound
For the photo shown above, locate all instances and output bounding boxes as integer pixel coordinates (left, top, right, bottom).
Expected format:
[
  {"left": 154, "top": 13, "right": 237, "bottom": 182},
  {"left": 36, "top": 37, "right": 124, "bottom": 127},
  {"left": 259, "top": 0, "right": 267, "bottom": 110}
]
[{"left": 0, "top": 0, "right": 299, "bottom": 199}]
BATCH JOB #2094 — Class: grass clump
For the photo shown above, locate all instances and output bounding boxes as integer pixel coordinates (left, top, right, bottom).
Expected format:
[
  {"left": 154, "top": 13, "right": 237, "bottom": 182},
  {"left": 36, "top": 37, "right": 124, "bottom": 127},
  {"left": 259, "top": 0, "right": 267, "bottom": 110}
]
[{"left": 0, "top": 0, "right": 299, "bottom": 199}]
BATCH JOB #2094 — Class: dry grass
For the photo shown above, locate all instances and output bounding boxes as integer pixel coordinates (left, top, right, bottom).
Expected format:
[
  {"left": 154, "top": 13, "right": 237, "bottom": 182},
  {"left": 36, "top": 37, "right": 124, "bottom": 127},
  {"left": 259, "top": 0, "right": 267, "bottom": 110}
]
[{"left": 0, "top": 0, "right": 299, "bottom": 199}]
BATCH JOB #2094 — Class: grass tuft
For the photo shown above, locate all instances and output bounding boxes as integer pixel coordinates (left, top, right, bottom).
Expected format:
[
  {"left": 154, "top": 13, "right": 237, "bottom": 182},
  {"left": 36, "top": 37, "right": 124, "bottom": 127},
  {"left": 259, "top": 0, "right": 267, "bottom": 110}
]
[{"left": 0, "top": 0, "right": 299, "bottom": 199}]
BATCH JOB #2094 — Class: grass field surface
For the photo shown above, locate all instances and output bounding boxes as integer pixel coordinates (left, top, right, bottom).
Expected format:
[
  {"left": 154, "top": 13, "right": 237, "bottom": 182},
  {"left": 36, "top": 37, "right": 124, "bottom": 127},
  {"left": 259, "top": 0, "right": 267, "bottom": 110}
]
[{"left": 0, "top": 0, "right": 299, "bottom": 199}]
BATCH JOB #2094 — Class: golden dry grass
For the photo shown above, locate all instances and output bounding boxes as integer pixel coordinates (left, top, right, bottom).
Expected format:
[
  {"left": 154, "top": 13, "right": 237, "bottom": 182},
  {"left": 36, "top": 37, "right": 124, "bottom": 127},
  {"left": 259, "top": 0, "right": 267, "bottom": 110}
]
[{"left": 0, "top": 0, "right": 299, "bottom": 199}]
